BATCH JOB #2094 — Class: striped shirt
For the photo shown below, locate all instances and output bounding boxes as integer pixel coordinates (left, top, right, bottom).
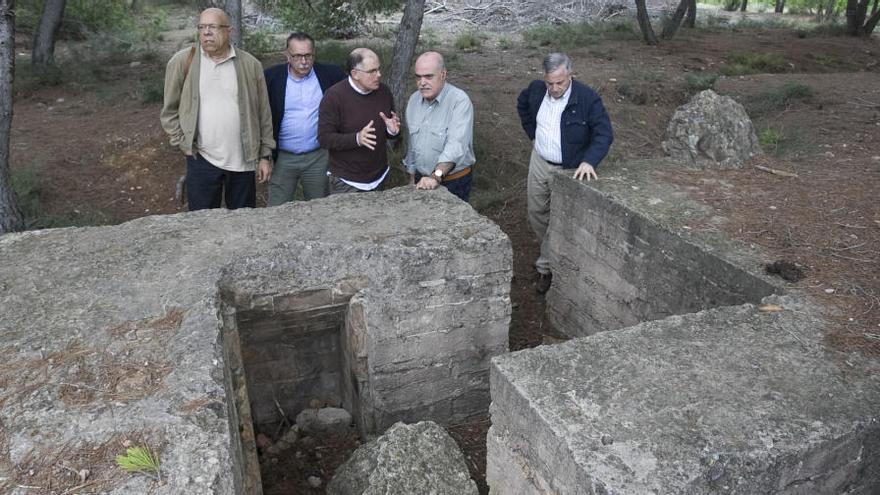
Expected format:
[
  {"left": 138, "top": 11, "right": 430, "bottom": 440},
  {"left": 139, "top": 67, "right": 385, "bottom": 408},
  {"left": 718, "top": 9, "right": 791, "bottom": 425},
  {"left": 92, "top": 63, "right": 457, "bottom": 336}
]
[{"left": 534, "top": 84, "right": 572, "bottom": 164}]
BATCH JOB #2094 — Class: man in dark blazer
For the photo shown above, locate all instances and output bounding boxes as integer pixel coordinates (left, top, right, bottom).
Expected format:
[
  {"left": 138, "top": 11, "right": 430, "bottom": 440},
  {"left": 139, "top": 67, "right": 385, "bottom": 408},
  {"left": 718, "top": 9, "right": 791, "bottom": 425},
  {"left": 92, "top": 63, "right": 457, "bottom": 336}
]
[
  {"left": 265, "top": 32, "right": 345, "bottom": 205},
  {"left": 517, "top": 52, "right": 614, "bottom": 293}
]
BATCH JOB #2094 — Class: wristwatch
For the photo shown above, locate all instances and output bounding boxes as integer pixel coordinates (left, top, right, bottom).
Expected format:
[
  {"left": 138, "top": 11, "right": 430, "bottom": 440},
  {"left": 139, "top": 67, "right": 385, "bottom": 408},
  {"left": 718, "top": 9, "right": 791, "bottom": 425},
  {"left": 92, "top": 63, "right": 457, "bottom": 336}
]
[{"left": 432, "top": 169, "right": 444, "bottom": 182}]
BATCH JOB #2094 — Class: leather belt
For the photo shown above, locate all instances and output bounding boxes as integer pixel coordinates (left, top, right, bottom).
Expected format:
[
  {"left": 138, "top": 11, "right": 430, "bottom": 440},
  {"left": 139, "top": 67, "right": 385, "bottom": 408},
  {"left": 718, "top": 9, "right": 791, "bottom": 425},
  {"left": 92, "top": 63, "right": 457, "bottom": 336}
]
[{"left": 443, "top": 166, "right": 472, "bottom": 182}]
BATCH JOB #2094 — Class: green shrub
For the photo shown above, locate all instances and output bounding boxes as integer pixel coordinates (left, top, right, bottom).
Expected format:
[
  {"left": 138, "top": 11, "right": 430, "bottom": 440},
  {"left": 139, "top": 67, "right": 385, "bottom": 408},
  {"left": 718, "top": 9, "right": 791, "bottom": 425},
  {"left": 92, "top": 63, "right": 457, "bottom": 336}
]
[
  {"left": 497, "top": 36, "right": 512, "bottom": 50},
  {"left": 418, "top": 28, "right": 441, "bottom": 51},
  {"left": 747, "top": 81, "right": 814, "bottom": 114},
  {"left": 684, "top": 73, "right": 718, "bottom": 94},
  {"left": 759, "top": 126, "right": 784, "bottom": 150},
  {"left": 454, "top": 31, "right": 483, "bottom": 52},
  {"left": 277, "top": 0, "right": 364, "bottom": 39},
  {"left": 722, "top": 0, "right": 740, "bottom": 11},
  {"left": 721, "top": 51, "right": 788, "bottom": 75},
  {"left": 523, "top": 20, "right": 638, "bottom": 51},
  {"left": 141, "top": 77, "right": 164, "bottom": 104},
  {"left": 242, "top": 28, "right": 275, "bottom": 58}
]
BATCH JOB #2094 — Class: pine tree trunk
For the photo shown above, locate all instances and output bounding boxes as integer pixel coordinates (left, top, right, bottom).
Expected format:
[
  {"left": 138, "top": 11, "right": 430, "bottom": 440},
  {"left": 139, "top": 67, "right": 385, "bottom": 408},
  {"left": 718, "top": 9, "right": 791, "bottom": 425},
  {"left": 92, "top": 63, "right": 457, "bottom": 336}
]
[
  {"left": 862, "top": 9, "right": 880, "bottom": 33},
  {"left": 388, "top": 0, "right": 425, "bottom": 117},
  {"left": 740, "top": 0, "right": 748, "bottom": 11},
  {"left": 661, "top": 0, "right": 689, "bottom": 39},
  {"left": 775, "top": 0, "right": 785, "bottom": 13},
  {"left": 847, "top": 0, "right": 869, "bottom": 34},
  {"left": 685, "top": 0, "right": 697, "bottom": 27},
  {"left": 227, "top": 0, "right": 242, "bottom": 46},
  {"left": 0, "top": 0, "right": 26, "bottom": 234},
  {"left": 31, "top": 0, "right": 66, "bottom": 67},
  {"left": 635, "top": 0, "right": 659, "bottom": 45}
]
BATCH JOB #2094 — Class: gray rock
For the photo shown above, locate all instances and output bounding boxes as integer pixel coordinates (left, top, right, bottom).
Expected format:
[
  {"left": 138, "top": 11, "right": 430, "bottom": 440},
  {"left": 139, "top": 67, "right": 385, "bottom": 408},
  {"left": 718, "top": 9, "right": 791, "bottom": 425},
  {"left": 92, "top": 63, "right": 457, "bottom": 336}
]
[
  {"left": 662, "top": 89, "right": 760, "bottom": 168},
  {"left": 297, "top": 407, "right": 353, "bottom": 435},
  {"left": 307, "top": 475, "right": 323, "bottom": 488},
  {"left": 327, "top": 421, "right": 478, "bottom": 495}
]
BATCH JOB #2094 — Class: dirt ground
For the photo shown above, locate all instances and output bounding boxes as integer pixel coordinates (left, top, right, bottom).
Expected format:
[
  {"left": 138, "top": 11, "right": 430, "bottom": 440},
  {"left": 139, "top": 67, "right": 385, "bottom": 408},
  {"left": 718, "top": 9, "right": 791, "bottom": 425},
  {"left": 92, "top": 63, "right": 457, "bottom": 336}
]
[{"left": 9, "top": 19, "right": 879, "bottom": 494}]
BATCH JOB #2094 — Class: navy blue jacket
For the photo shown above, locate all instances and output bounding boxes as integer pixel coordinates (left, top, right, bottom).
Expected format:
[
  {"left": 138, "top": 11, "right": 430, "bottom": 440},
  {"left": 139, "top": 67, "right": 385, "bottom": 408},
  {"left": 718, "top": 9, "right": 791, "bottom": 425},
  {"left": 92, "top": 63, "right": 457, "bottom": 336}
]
[
  {"left": 516, "top": 79, "right": 613, "bottom": 169},
  {"left": 264, "top": 62, "right": 346, "bottom": 159}
]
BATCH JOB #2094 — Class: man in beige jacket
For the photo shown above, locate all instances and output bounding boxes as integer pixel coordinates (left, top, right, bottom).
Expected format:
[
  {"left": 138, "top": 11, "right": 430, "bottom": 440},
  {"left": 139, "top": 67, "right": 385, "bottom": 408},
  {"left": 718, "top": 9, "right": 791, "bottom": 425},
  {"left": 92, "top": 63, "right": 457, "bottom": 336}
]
[{"left": 161, "top": 8, "right": 275, "bottom": 210}]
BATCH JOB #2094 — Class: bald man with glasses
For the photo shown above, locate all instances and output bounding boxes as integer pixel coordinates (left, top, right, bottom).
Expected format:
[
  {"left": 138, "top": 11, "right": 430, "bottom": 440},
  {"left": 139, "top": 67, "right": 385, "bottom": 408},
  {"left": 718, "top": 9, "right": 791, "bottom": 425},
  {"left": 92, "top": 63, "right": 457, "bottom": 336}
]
[
  {"left": 160, "top": 8, "right": 274, "bottom": 211},
  {"left": 264, "top": 33, "right": 345, "bottom": 205}
]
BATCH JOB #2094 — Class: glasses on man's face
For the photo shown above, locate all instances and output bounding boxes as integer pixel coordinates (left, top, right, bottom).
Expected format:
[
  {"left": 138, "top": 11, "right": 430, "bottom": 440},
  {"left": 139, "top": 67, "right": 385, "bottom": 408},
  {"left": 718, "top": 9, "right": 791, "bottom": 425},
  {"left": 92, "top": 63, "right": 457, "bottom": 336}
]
[
  {"left": 287, "top": 53, "right": 314, "bottom": 62},
  {"left": 197, "top": 23, "right": 229, "bottom": 32},
  {"left": 354, "top": 67, "right": 381, "bottom": 75}
]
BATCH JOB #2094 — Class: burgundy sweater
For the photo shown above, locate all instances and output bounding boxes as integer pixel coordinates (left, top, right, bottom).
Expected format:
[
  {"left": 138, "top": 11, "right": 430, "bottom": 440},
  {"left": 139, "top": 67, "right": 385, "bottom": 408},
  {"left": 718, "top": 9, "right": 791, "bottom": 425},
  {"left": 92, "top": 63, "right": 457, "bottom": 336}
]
[{"left": 318, "top": 80, "right": 396, "bottom": 183}]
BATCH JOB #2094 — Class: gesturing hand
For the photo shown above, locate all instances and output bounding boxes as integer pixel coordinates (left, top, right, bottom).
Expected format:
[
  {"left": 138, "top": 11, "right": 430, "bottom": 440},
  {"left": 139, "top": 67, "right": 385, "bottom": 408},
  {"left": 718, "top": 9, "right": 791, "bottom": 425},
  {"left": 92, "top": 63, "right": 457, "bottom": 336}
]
[
  {"left": 358, "top": 120, "right": 377, "bottom": 150},
  {"left": 379, "top": 111, "right": 400, "bottom": 135}
]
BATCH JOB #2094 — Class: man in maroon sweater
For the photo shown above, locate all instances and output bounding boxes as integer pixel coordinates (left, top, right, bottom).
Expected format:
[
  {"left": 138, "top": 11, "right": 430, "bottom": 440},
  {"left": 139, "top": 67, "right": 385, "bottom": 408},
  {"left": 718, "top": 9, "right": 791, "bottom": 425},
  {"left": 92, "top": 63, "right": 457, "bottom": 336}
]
[{"left": 318, "top": 48, "right": 400, "bottom": 193}]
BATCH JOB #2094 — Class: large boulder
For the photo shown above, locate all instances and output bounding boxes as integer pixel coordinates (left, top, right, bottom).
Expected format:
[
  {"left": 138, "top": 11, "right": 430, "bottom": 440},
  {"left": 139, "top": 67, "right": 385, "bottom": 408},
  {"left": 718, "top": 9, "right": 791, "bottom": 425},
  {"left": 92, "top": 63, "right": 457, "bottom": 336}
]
[
  {"left": 327, "top": 421, "right": 478, "bottom": 495},
  {"left": 662, "top": 89, "right": 760, "bottom": 168}
]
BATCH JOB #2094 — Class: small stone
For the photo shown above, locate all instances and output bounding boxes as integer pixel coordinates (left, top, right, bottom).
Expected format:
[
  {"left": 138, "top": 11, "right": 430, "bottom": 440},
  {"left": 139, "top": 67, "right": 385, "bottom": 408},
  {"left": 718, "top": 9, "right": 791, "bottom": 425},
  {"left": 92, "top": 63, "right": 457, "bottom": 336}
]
[
  {"left": 307, "top": 475, "right": 322, "bottom": 488},
  {"left": 122, "top": 439, "right": 132, "bottom": 448},
  {"left": 825, "top": 288, "right": 835, "bottom": 294},
  {"left": 601, "top": 434, "right": 614, "bottom": 445},
  {"left": 130, "top": 61, "right": 141, "bottom": 68}
]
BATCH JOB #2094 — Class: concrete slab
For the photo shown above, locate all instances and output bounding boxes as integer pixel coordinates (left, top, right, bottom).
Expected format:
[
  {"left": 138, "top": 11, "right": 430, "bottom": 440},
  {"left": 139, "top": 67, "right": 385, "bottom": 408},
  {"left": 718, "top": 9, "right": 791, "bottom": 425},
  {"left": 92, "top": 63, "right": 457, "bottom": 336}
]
[
  {"left": 0, "top": 187, "right": 511, "bottom": 494},
  {"left": 488, "top": 297, "right": 880, "bottom": 494}
]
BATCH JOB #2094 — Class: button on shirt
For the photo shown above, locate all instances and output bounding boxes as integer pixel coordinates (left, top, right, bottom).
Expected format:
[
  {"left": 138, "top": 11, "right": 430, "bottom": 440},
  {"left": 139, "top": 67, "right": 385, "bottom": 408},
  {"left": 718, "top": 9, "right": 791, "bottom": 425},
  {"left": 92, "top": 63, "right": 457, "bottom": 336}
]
[
  {"left": 197, "top": 46, "right": 247, "bottom": 172},
  {"left": 403, "top": 82, "right": 475, "bottom": 176},
  {"left": 278, "top": 68, "right": 322, "bottom": 154},
  {"left": 534, "top": 83, "right": 572, "bottom": 165}
]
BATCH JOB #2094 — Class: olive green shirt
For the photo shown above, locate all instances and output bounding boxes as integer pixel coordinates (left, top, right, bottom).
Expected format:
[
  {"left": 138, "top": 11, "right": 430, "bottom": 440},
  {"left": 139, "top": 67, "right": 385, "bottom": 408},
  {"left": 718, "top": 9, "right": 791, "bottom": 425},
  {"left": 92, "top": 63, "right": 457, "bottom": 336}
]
[
  {"left": 160, "top": 45, "right": 275, "bottom": 167},
  {"left": 403, "top": 82, "right": 475, "bottom": 176}
]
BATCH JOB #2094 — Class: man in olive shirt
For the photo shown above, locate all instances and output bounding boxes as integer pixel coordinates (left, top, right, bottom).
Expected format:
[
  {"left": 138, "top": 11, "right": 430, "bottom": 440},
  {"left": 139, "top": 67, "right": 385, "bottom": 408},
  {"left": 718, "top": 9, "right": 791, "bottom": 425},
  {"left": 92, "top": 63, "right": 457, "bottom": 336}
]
[
  {"left": 403, "top": 51, "right": 475, "bottom": 202},
  {"left": 160, "top": 8, "right": 274, "bottom": 210}
]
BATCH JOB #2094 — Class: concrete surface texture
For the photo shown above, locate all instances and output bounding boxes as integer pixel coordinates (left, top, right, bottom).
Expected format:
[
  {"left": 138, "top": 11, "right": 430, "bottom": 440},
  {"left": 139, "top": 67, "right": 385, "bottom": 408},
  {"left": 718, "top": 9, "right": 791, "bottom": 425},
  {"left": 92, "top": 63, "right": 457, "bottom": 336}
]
[
  {"left": 327, "top": 421, "right": 479, "bottom": 495},
  {"left": 0, "top": 187, "right": 511, "bottom": 494},
  {"left": 546, "top": 161, "right": 779, "bottom": 338},
  {"left": 662, "top": 89, "right": 760, "bottom": 169},
  {"left": 488, "top": 297, "right": 880, "bottom": 494},
  {"left": 487, "top": 169, "right": 880, "bottom": 494}
]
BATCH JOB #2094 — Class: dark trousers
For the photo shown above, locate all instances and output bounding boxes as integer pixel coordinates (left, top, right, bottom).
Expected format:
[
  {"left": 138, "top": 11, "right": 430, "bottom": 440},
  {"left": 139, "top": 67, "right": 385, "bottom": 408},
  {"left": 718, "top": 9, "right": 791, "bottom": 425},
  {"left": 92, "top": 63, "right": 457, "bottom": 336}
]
[
  {"left": 186, "top": 154, "right": 256, "bottom": 211},
  {"left": 415, "top": 171, "right": 472, "bottom": 202}
]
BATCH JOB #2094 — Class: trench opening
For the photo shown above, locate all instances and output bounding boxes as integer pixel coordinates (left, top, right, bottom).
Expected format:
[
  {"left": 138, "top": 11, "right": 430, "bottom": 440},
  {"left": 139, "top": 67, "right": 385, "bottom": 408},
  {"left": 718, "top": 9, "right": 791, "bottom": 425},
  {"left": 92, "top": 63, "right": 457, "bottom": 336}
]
[{"left": 220, "top": 287, "right": 365, "bottom": 494}]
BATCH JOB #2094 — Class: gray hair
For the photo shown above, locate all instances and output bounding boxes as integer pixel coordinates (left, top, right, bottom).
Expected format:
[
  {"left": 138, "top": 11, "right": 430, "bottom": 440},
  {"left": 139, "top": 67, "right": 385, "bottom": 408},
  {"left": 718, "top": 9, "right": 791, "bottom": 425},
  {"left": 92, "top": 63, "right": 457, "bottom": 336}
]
[{"left": 543, "top": 53, "right": 572, "bottom": 74}]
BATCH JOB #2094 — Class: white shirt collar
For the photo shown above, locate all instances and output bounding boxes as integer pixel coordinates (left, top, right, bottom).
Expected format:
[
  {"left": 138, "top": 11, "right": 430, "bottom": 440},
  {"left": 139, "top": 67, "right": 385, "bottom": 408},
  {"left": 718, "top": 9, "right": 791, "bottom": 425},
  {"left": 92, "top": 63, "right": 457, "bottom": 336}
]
[{"left": 348, "top": 76, "right": 372, "bottom": 95}]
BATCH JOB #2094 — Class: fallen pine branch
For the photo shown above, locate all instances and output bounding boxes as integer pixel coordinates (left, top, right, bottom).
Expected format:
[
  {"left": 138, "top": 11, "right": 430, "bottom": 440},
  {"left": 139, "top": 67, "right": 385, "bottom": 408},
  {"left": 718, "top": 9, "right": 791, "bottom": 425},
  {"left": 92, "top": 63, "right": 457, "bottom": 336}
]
[{"left": 754, "top": 164, "right": 798, "bottom": 178}]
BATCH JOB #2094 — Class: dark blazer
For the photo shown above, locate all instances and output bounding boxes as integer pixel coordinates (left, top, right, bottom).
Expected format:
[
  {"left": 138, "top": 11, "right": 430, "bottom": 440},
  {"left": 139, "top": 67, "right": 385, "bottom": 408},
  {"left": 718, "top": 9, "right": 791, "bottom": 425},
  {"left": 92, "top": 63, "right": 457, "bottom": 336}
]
[
  {"left": 264, "top": 62, "right": 346, "bottom": 158},
  {"left": 516, "top": 79, "right": 613, "bottom": 169}
]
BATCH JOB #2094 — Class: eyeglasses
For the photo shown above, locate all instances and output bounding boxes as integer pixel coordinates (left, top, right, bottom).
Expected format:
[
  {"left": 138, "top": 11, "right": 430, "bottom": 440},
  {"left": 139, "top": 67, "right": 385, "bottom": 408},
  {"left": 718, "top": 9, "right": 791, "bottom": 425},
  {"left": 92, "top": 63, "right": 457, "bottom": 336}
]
[
  {"left": 353, "top": 67, "right": 381, "bottom": 75},
  {"left": 286, "top": 53, "right": 314, "bottom": 62},
  {"left": 197, "top": 23, "right": 229, "bottom": 32}
]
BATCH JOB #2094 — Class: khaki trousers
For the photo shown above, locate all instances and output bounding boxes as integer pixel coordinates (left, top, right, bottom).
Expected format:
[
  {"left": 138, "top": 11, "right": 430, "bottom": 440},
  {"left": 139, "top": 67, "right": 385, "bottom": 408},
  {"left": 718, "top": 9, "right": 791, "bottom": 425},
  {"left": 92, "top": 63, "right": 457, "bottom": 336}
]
[{"left": 527, "top": 149, "right": 559, "bottom": 275}]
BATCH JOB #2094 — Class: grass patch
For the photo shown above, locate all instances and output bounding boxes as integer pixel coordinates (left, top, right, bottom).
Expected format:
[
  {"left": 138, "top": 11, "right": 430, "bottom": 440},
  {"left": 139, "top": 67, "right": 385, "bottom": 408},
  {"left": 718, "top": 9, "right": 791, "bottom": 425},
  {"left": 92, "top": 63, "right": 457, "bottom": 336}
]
[
  {"left": 746, "top": 81, "right": 814, "bottom": 114},
  {"left": 454, "top": 31, "right": 484, "bottom": 52},
  {"left": 498, "top": 36, "right": 512, "bottom": 50},
  {"left": 683, "top": 72, "right": 718, "bottom": 94},
  {"left": 141, "top": 76, "right": 164, "bottom": 104},
  {"left": 759, "top": 126, "right": 784, "bottom": 151},
  {"left": 523, "top": 20, "right": 638, "bottom": 51},
  {"left": 418, "top": 28, "right": 441, "bottom": 51},
  {"left": 721, "top": 51, "right": 788, "bottom": 75},
  {"left": 11, "top": 163, "right": 112, "bottom": 229}
]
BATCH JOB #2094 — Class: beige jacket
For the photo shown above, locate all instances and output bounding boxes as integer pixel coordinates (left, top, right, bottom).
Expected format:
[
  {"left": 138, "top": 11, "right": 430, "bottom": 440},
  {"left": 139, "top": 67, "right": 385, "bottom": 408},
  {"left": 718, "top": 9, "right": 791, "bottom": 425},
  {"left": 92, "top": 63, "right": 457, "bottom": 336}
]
[{"left": 160, "top": 45, "right": 275, "bottom": 165}]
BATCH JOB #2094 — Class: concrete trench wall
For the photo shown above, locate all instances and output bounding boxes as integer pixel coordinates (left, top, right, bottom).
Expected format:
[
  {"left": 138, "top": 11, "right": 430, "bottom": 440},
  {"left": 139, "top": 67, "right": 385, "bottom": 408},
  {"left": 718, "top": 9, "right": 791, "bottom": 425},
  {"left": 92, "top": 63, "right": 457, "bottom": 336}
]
[
  {"left": 486, "top": 164, "right": 880, "bottom": 494},
  {"left": 0, "top": 188, "right": 511, "bottom": 494}
]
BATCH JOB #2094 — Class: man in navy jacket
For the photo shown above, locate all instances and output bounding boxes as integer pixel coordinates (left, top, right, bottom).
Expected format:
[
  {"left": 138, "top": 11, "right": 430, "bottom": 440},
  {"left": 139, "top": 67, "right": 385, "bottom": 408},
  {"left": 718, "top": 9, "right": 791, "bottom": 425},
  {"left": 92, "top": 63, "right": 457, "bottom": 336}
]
[
  {"left": 265, "top": 32, "right": 345, "bottom": 205},
  {"left": 517, "top": 52, "right": 613, "bottom": 293}
]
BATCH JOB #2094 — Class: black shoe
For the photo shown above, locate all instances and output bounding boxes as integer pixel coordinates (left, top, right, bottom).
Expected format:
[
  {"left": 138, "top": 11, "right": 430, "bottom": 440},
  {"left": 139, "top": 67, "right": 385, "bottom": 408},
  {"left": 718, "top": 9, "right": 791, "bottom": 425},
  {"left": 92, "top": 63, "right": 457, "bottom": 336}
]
[{"left": 535, "top": 272, "right": 552, "bottom": 294}]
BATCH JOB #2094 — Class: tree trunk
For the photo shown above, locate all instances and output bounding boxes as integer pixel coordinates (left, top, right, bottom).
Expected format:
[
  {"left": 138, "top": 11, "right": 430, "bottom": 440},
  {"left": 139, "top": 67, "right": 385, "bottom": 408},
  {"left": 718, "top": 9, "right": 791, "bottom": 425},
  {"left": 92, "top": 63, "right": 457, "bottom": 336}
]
[
  {"left": 872, "top": 0, "right": 878, "bottom": 15},
  {"left": 130, "top": 0, "right": 139, "bottom": 11},
  {"left": 31, "top": 0, "right": 66, "bottom": 67},
  {"left": 226, "top": 0, "right": 242, "bottom": 46},
  {"left": 635, "top": 0, "right": 658, "bottom": 45},
  {"left": 661, "top": 0, "right": 689, "bottom": 39},
  {"left": 862, "top": 9, "right": 880, "bottom": 33},
  {"left": 685, "top": 0, "right": 697, "bottom": 27},
  {"left": 775, "top": 0, "right": 785, "bottom": 13},
  {"left": 740, "top": 0, "right": 748, "bottom": 11},
  {"left": 847, "top": 0, "right": 870, "bottom": 34},
  {"left": 0, "top": 0, "right": 25, "bottom": 234},
  {"left": 388, "top": 0, "right": 425, "bottom": 116}
]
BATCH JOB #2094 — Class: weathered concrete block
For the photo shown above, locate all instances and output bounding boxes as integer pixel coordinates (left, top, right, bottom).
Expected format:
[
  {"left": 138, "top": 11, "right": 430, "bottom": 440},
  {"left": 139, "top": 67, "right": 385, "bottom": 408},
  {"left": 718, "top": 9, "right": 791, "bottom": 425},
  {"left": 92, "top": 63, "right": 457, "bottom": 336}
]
[
  {"left": 488, "top": 299, "right": 880, "bottom": 494},
  {"left": 0, "top": 187, "right": 510, "bottom": 494},
  {"left": 327, "top": 421, "right": 478, "bottom": 495},
  {"left": 546, "top": 164, "right": 778, "bottom": 338}
]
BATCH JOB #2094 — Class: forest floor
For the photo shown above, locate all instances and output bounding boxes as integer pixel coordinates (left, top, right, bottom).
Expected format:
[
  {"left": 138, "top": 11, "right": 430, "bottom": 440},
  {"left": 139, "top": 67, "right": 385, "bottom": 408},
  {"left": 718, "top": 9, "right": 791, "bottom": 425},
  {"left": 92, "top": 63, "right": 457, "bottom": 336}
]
[{"left": 8, "top": 12, "right": 880, "bottom": 494}]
